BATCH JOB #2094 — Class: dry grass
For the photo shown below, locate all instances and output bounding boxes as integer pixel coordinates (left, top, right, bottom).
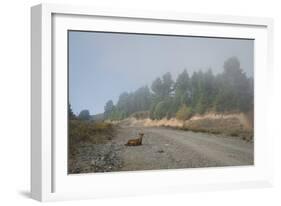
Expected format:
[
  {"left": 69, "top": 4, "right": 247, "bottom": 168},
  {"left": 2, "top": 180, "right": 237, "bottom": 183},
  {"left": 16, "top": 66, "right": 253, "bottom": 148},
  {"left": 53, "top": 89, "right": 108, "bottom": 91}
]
[
  {"left": 69, "top": 120, "right": 114, "bottom": 145},
  {"left": 124, "top": 112, "right": 253, "bottom": 141},
  {"left": 182, "top": 117, "right": 253, "bottom": 140}
]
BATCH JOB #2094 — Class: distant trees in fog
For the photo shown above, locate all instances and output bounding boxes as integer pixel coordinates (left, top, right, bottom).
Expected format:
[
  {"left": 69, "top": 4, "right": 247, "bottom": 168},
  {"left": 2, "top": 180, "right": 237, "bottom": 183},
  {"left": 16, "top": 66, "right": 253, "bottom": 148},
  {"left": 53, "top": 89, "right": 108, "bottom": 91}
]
[
  {"left": 69, "top": 103, "right": 76, "bottom": 120},
  {"left": 104, "top": 57, "right": 253, "bottom": 121},
  {"left": 104, "top": 86, "right": 152, "bottom": 120},
  {"left": 70, "top": 57, "right": 253, "bottom": 121},
  {"left": 78, "top": 109, "right": 91, "bottom": 120}
]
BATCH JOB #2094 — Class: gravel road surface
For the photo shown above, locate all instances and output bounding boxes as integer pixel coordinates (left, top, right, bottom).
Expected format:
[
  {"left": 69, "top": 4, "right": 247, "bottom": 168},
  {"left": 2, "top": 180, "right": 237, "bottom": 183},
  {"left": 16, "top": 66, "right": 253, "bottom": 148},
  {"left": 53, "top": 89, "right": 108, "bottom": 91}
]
[
  {"left": 112, "top": 126, "right": 254, "bottom": 171},
  {"left": 69, "top": 126, "right": 254, "bottom": 173}
]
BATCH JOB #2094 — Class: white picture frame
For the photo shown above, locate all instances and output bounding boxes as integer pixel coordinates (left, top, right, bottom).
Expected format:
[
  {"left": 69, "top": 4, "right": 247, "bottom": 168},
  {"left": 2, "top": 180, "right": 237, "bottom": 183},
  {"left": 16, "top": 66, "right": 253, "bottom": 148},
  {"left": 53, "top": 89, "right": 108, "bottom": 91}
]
[{"left": 31, "top": 3, "right": 274, "bottom": 202}]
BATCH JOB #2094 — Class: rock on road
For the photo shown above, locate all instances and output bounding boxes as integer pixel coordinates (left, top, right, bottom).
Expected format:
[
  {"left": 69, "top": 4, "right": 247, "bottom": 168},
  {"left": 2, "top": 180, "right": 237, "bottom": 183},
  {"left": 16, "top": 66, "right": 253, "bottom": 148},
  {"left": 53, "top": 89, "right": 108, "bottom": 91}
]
[{"left": 112, "top": 126, "right": 254, "bottom": 171}]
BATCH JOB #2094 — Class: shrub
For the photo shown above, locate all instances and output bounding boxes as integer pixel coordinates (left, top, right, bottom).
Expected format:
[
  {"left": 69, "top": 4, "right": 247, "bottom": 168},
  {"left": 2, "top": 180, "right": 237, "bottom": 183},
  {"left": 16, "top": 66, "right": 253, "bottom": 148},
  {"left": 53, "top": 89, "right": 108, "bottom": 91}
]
[
  {"left": 154, "top": 101, "right": 169, "bottom": 119},
  {"left": 176, "top": 104, "right": 193, "bottom": 120},
  {"left": 131, "top": 111, "right": 150, "bottom": 119},
  {"left": 78, "top": 109, "right": 91, "bottom": 120}
]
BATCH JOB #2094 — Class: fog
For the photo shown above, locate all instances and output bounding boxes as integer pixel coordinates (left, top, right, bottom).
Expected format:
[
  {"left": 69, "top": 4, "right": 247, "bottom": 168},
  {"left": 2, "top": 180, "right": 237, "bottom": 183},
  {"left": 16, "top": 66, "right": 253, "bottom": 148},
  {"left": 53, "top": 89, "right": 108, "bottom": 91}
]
[{"left": 69, "top": 31, "right": 254, "bottom": 115}]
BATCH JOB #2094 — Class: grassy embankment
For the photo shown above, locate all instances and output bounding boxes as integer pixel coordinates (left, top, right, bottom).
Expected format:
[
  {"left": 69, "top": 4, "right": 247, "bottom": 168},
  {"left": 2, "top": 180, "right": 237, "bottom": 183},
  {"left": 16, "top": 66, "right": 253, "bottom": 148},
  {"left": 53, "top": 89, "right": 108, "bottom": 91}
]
[
  {"left": 180, "top": 116, "right": 253, "bottom": 141},
  {"left": 123, "top": 111, "right": 254, "bottom": 141},
  {"left": 69, "top": 120, "right": 114, "bottom": 145}
]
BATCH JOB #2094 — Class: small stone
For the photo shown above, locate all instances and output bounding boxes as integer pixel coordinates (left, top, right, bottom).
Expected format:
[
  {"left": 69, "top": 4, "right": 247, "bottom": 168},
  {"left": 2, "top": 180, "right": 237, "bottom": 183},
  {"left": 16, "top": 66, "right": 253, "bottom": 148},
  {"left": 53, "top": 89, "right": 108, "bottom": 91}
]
[{"left": 91, "top": 160, "right": 96, "bottom": 165}]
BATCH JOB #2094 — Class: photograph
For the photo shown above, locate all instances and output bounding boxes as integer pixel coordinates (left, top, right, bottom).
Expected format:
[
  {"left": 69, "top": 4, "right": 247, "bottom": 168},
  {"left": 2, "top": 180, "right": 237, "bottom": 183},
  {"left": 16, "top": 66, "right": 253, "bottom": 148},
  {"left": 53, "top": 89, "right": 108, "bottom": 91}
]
[{"left": 67, "top": 31, "right": 254, "bottom": 174}]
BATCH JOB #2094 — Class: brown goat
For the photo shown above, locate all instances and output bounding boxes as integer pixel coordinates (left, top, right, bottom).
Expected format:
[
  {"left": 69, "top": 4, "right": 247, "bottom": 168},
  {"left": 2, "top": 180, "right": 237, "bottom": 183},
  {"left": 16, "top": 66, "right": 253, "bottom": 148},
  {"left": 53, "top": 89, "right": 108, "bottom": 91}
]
[{"left": 125, "top": 133, "right": 144, "bottom": 146}]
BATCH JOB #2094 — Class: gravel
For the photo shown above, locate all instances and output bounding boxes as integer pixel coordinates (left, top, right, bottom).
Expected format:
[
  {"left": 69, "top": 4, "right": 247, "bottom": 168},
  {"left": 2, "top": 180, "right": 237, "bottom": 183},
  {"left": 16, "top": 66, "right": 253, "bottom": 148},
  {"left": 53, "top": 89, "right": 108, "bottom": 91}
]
[
  {"left": 68, "top": 143, "right": 123, "bottom": 174},
  {"left": 68, "top": 126, "right": 254, "bottom": 174},
  {"left": 112, "top": 126, "right": 254, "bottom": 172}
]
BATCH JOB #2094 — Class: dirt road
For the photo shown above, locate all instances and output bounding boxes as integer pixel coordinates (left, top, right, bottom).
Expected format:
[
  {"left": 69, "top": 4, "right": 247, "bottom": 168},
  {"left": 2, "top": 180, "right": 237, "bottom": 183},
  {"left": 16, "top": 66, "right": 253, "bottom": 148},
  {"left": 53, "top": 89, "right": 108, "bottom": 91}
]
[{"left": 112, "top": 126, "right": 254, "bottom": 171}]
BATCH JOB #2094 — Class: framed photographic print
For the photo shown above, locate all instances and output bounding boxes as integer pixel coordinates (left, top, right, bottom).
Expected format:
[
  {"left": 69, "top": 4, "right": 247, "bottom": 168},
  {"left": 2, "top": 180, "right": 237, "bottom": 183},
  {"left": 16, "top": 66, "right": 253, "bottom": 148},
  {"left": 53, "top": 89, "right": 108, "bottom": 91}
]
[{"left": 31, "top": 3, "right": 274, "bottom": 201}]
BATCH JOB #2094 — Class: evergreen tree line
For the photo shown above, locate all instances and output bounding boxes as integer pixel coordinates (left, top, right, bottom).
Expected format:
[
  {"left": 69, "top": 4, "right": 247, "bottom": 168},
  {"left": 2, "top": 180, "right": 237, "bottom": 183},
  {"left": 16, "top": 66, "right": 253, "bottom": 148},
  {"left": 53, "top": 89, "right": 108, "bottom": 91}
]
[{"left": 105, "top": 57, "right": 253, "bottom": 121}]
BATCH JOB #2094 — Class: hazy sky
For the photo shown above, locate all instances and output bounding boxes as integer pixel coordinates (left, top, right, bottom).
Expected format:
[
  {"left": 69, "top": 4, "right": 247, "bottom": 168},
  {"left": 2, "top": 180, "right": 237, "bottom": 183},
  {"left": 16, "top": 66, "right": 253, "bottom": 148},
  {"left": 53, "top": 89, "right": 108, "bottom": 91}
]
[{"left": 69, "top": 31, "right": 254, "bottom": 115}]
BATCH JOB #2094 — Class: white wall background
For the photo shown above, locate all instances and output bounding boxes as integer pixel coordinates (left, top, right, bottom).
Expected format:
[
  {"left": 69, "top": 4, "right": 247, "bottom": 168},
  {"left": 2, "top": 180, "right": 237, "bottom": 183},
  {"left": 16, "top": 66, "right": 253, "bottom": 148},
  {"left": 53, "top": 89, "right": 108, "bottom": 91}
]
[{"left": 0, "top": 0, "right": 280, "bottom": 205}]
